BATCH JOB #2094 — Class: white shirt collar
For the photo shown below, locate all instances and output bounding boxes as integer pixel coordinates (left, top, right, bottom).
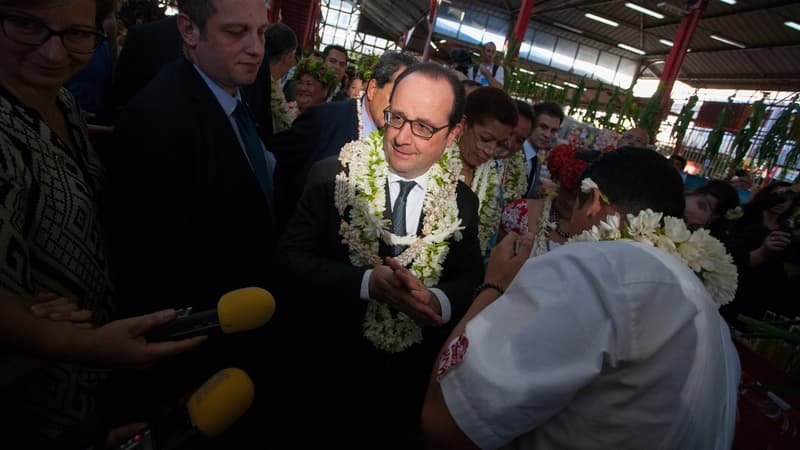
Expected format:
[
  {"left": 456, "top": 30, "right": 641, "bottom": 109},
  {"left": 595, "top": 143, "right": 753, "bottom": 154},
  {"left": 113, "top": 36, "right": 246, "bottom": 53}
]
[
  {"left": 387, "top": 168, "right": 431, "bottom": 192},
  {"left": 523, "top": 139, "right": 536, "bottom": 161},
  {"left": 361, "top": 96, "right": 378, "bottom": 136},
  {"left": 193, "top": 64, "right": 242, "bottom": 116}
]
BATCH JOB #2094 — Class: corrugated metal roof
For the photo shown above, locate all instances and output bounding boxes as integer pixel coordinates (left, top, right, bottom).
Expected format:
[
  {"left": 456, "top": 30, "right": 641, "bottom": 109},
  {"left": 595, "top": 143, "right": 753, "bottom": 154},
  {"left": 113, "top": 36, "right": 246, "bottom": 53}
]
[{"left": 359, "top": 0, "right": 800, "bottom": 91}]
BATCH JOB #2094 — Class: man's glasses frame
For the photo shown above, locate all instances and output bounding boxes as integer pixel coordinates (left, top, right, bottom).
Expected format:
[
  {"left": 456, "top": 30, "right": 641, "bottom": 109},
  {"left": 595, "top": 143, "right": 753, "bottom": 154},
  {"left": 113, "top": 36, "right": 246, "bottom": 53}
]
[
  {"left": 384, "top": 108, "right": 449, "bottom": 140},
  {"left": 0, "top": 13, "right": 104, "bottom": 54}
]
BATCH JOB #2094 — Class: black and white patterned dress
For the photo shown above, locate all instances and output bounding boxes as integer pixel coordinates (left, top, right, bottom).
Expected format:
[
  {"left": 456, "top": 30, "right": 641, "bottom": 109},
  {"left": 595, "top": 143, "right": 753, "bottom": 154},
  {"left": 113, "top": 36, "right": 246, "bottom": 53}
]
[{"left": 0, "top": 86, "right": 114, "bottom": 442}]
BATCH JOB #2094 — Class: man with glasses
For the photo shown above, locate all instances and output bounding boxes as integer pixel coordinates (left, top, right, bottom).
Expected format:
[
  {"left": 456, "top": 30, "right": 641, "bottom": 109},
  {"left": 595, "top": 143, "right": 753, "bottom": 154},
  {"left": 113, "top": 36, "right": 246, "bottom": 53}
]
[
  {"left": 276, "top": 63, "right": 483, "bottom": 448},
  {"left": 270, "top": 51, "right": 416, "bottom": 226}
]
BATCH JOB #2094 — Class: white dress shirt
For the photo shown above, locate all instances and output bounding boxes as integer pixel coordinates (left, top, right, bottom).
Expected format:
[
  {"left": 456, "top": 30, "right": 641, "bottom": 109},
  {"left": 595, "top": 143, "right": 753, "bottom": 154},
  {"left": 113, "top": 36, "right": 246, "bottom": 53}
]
[
  {"left": 358, "top": 169, "right": 453, "bottom": 323},
  {"left": 361, "top": 96, "right": 378, "bottom": 137},
  {"left": 193, "top": 65, "right": 276, "bottom": 176}
]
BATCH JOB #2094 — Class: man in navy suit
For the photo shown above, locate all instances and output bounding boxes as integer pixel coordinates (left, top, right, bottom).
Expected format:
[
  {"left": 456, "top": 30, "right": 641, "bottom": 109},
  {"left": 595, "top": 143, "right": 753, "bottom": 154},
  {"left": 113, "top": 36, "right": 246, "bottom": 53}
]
[
  {"left": 107, "top": 2, "right": 278, "bottom": 442},
  {"left": 271, "top": 51, "right": 417, "bottom": 226}
]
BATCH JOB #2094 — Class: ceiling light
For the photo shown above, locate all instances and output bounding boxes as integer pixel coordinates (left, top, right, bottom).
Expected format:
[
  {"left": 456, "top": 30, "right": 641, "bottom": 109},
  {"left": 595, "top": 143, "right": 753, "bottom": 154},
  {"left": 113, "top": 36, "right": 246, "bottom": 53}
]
[
  {"left": 625, "top": 3, "right": 665, "bottom": 19},
  {"left": 519, "top": 68, "right": 535, "bottom": 75},
  {"left": 585, "top": 13, "right": 619, "bottom": 27},
  {"left": 785, "top": 21, "right": 800, "bottom": 32},
  {"left": 710, "top": 34, "right": 746, "bottom": 49},
  {"left": 553, "top": 22, "right": 584, "bottom": 34},
  {"left": 439, "top": 39, "right": 447, "bottom": 44},
  {"left": 563, "top": 81, "right": 580, "bottom": 88},
  {"left": 719, "top": 0, "right": 736, "bottom": 5},
  {"left": 430, "top": 42, "right": 439, "bottom": 50},
  {"left": 659, "top": 39, "right": 674, "bottom": 46},
  {"left": 617, "top": 43, "right": 646, "bottom": 55}
]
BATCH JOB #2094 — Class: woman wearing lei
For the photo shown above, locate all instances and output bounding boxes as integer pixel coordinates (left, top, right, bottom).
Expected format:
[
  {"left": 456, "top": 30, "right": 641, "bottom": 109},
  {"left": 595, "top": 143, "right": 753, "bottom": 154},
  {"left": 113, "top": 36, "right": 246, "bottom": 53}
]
[
  {"left": 499, "top": 143, "right": 601, "bottom": 257},
  {"left": 265, "top": 23, "right": 298, "bottom": 133},
  {"left": 423, "top": 147, "right": 740, "bottom": 450},
  {"left": 455, "top": 87, "right": 517, "bottom": 256}
]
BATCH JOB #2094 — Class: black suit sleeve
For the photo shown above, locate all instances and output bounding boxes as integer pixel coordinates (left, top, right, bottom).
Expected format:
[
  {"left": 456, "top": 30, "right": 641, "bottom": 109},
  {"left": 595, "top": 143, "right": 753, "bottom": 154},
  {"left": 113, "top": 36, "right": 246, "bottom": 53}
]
[
  {"left": 276, "top": 157, "right": 368, "bottom": 327},
  {"left": 435, "top": 182, "right": 484, "bottom": 322}
]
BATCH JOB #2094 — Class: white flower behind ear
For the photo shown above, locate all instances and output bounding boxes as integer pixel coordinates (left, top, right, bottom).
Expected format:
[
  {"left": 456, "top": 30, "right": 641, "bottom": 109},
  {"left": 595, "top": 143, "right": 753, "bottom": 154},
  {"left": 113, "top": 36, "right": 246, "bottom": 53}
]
[{"left": 580, "top": 178, "right": 599, "bottom": 194}]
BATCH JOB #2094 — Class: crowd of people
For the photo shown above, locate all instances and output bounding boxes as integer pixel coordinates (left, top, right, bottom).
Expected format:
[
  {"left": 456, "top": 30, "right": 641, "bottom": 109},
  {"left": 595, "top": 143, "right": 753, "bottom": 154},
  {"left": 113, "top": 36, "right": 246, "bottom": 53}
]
[{"left": 1, "top": 0, "right": 798, "bottom": 449}]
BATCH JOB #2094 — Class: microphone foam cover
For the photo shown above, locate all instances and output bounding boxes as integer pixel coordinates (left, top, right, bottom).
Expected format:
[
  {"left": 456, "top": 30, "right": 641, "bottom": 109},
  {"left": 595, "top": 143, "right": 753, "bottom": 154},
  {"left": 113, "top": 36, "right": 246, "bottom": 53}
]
[
  {"left": 187, "top": 368, "right": 255, "bottom": 437},
  {"left": 217, "top": 287, "right": 275, "bottom": 333}
]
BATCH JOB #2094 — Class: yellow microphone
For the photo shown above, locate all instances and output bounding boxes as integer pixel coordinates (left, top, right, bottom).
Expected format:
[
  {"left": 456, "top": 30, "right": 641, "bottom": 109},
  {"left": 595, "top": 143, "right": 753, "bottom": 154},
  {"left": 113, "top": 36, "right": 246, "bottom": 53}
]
[
  {"left": 186, "top": 367, "right": 255, "bottom": 437},
  {"left": 146, "top": 287, "right": 275, "bottom": 342}
]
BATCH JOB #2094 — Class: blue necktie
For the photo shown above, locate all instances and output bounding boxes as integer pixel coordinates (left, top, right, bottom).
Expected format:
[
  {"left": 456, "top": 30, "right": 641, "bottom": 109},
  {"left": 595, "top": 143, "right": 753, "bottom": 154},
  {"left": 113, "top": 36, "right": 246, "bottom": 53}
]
[
  {"left": 391, "top": 181, "right": 416, "bottom": 256},
  {"left": 232, "top": 101, "right": 274, "bottom": 206}
]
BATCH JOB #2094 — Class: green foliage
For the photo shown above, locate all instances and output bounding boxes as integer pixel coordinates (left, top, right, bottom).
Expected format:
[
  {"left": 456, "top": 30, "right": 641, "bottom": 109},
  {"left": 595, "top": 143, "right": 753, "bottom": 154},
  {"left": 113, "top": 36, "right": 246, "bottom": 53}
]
[
  {"left": 568, "top": 78, "right": 586, "bottom": 118},
  {"left": 671, "top": 92, "right": 699, "bottom": 148},
  {"left": 615, "top": 88, "right": 635, "bottom": 133},
  {"left": 600, "top": 85, "right": 621, "bottom": 129},
  {"left": 583, "top": 83, "right": 603, "bottom": 126},
  {"left": 636, "top": 89, "right": 664, "bottom": 140},
  {"left": 756, "top": 95, "right": 799, "bottom": 168},
  {"left": 703, "top": 97, "right": 733, "bottom": 161}
]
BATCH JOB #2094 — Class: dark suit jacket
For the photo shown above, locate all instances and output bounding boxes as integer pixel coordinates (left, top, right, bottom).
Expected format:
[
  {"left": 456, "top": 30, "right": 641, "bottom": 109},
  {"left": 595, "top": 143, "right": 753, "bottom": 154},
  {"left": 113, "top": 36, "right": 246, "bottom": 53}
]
[
  {"left": 275, "top": 155, "right": 483, "bottom": 447},
  {"left": 112, "top": 16, "right": 273, "bottom": 139},
  {"left": 270, "top": 99, "right": 359, "bottom": 227},
  {"left": 107, "top": 57, "right": 280, "bottom": 445}
]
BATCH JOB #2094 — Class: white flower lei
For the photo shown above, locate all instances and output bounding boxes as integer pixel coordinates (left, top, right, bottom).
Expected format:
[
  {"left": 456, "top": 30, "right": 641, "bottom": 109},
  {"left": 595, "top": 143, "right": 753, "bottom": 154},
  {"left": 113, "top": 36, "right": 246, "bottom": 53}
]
[
  {"left": 452, "top": 147, "right": 502, "bottom": 256},
  {"left": 335, "top": 130, "right": 464, "bottom": 353},
  {"left": 270, "top": 77, "right": 298, "bottom": 133},
  {"left": 502, "top": 150, "right": 528, "bottom": 204},
  {"left": 569, "top": 178, "right": 738, "bottom": 306},
  {"left": 535, "top": 192, "right": 558, "bottom": 257}
]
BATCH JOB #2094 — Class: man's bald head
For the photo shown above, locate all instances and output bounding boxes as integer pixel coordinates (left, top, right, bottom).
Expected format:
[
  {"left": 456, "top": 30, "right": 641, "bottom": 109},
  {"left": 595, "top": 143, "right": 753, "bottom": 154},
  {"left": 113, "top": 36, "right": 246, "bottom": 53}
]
[{"left": 618, "top": 128, "right": 650, "bottom": 149}]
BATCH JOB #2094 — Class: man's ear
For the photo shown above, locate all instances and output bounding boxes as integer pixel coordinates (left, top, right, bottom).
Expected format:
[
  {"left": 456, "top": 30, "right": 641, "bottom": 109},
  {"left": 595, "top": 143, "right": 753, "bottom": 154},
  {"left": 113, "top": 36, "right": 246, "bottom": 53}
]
[
  {"left": 585, "top": 189, "right": 606, "bottom": 218},
  {"left": 365, "top": 78, "right": 378, "bottom": 102},
  {"left": 445, "top": 120, "right": 464, "bottom": 148},
  {"left": 177, "top": 13, "right": 200, "bottom": 48}
]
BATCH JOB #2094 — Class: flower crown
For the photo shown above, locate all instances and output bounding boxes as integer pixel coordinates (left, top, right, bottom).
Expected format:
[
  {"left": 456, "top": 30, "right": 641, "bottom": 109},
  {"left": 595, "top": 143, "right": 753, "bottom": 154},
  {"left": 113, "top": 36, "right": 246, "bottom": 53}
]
[
  {"left": 576, "top": 178, "right": 738, "bottom": 307},
  {"left": 546, "top": 144, "right": 589, "bottom": 193},
  {"left": 355, "top": 54, "right": 379, "bottom": 82},
  {"left": 294, "top": 57, "right": 339, "bottom": 91}
]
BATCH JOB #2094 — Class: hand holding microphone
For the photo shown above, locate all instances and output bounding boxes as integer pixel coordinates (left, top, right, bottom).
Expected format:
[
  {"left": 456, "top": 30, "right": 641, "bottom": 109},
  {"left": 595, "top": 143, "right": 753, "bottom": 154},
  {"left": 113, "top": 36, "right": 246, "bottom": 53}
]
[{"left": 145, "top": 287, "right": 276, "bottom": 342}]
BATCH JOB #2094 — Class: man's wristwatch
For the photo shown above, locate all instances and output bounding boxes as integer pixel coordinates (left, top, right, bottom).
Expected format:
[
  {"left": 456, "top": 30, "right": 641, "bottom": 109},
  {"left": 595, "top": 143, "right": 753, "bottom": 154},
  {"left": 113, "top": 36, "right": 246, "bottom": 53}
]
[{"left": 472, "top": 282, "right": 504, "bottom": 300}]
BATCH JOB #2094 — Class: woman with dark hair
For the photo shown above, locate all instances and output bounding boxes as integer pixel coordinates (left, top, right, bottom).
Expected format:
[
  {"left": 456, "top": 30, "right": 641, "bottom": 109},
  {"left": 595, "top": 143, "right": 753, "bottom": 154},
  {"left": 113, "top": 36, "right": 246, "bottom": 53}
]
[
  {"left": 723, "top": 181, "right": 800, "bottom": 322},
  {"left": 500, "top": 145, "right": 602, "bottom": 256},
  {"left": 684, "top": 179, "right": 740, "bottom": 239},
  {"left": 456, "top": 87, "right": 516, "bottom": 256}
]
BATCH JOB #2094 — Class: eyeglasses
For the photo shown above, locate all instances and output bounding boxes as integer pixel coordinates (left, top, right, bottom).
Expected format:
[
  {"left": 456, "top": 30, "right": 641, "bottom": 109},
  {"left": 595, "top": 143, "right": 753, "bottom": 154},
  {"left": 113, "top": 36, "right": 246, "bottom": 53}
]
[
  {"left": 384, "top": 108, "right": 449, "bottom": 140},
  {"left": 0, "top": 14, "right": 104, "bottom": 54}
]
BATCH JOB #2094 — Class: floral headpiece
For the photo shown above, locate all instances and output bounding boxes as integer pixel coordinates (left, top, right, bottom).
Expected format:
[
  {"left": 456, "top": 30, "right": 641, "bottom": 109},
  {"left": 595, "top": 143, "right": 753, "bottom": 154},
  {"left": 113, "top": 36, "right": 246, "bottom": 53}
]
[
  {"left": 546, "top": 144, "right": 589, "bottom": 193},
  {"left": 294, "top": 57, "right": 339, "bottom": 91},
  {"left": 573, "top": 178, "right": 738, "bottom": 307}
]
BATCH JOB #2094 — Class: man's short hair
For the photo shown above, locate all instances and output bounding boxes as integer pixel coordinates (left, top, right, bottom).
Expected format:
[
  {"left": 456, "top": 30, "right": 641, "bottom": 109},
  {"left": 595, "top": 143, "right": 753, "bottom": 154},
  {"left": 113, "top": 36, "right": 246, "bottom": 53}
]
[
  {"left": 578, "top": 146, "right": 685, "bottom": 218},
  {"left": 514, "top": 100, "right": 533, "bottom": 124},
  {"left": 371, "top": 52, "right": 417, "bottom": 88},
  {"left": 265, "top": 23, "right": 297, "bottom": 60},
  {"left": 178, "top": 0, "right": 218, "bottom": 30},
  {"left": 533, "top": 101, "right": 565, "bottom": 125},
  {"left": 390, "top": 62, "right": 466, "bottom": 130},
  {"left": 464, "top": 87, "right": 518, "bottom": 128},
  {"left": 322, "top": 44, "right": 348, "bottom": 61}
]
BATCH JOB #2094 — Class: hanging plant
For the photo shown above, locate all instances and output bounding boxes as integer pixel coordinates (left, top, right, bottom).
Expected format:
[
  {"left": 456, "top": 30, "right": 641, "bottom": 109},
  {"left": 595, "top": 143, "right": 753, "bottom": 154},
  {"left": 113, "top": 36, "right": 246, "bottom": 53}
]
[
  {"left": 636, "top": 88, "right": 664, "bottom": 141},
  {"left": 671, "top": 92, "right": 699, "bottom": 154},
  {"left": 728, "top": 93, "right": 767, "bottom": 172},
  {"left": 568, "top": 77, "right": 586, "bottom": 118},
  {"left": 616, "top": 88, "right": 635, "bottom": 133},
  {"left": 583, "top": 83, "right": 603, "bottom": 125},
  {"left": 756, "top": 96, "right": 799, "bottom": 171},
  {"left": 543, "top": 74, "right": 558, "bottom": 102},
  {"left": 555, "top": 83, "right": 568, "bottom": 106},
  {"left": 600, "top": 85, "right": 621, "bottom": 129},
  {"left": 703, "top": 96, "right": 734, "bottom": 161}
]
